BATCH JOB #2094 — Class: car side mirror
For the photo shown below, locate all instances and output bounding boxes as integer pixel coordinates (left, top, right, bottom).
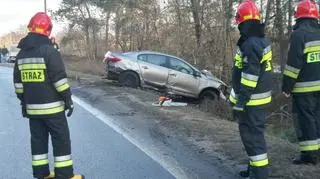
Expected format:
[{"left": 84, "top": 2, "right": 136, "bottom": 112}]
[{"left": 193, "top": 71, "right": 201, "bottom": 77}]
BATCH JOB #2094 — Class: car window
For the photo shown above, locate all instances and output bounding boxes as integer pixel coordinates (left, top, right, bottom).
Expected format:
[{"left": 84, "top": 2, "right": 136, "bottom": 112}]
[
  {"left": 169, "top": 57, "right": 193, "bottom": 75},
  {"left": 138, "top": 54, "right": 168, "bottom": 68},
  {"left": 137, "top": 54, "right": 148, "bottom": 62}
]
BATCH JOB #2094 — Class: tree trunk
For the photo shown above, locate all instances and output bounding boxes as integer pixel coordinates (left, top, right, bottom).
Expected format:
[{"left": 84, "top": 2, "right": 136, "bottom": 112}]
[
  {"left": 105, "top": 11, "right": 111, "bottom": 49},
  {"left": 264, "top": 0, "right": 274, "bottom": 29},
  {"left": 190, "top": 0, "right": 201, "bottom": 48}
]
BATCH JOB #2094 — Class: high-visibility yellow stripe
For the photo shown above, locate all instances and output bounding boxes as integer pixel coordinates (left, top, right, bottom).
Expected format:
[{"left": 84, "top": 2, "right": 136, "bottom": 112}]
[
  {"left": 283, "top": 69, "right": 299, "bottom": 79},
  {"left": 18, "top": 64, "right": 46, "bottom": 70},
  {"left": 32, "top": 159, "right": 49, "bottom": 166},
  {"left": 292, "top": 85, "right": 320, "bottom": 93},
  {"left": 56, "top": 83, "right": 70, "bottom": 92},
  {"left": 241, "top": 78, "right": 257, "bottom": 88},
  {"left": 246, "top": 96, "right": 272, "bottom": 106},
  {"left": 229, "top": 94, "right": 271, "bottom": 106},
  {"left": 15, "top": 88, "right": 24, "bottom": 93},
  {"left": 300, "top": 144, "right": 319, "bottom": 151},
  {"left": 27, "top": 106, "right": 65, "bottom": 115},
  {"left": 304, "top": 45, "right": 320, "bottom": 54},
  {"left": 249, "top": 159, "right": 269, "bottom": 167},
  {"left": 261, "top": 51, "right": 272, "bottom": 63},
  {"left": 55, "top": 160, "right": 73, "bottom": 168}
]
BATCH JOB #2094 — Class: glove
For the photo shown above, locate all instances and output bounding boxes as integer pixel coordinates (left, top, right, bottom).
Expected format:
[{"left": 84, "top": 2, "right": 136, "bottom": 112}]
[
  {"left": 64, "top": 96, "right": 74, "bottom": 117},
  {"left": 232, "top": 103, "right": 244, "bottom": 112}
]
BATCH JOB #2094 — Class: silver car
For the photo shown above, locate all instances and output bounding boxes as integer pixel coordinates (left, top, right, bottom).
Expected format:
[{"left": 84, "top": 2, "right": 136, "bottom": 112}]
[{"left": 103, "top": 51, "right": 228, "bottom": 101}]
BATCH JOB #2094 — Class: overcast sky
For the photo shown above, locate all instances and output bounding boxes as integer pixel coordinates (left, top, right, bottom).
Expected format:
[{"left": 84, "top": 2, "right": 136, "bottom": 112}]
[{"left": 0, "top": 0, "right": 63, "bottom": 36}]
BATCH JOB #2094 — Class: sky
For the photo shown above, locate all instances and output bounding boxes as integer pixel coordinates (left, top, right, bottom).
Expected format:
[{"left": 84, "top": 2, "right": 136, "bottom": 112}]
[{"left": 0, "top": 0, "right": 63, "bottom": 36}]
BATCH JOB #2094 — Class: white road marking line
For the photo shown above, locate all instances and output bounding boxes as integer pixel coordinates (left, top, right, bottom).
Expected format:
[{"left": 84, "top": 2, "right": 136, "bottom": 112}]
[{"left": 72, "top": 96, "right": 190, "bottom": 179}]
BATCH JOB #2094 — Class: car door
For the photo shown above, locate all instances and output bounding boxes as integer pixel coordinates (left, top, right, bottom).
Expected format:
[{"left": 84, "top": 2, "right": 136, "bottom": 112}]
[
  {"left": 167, "top": 57, "right": 200, "bottom": 97},
  {"left": 137, "top": 54, "right": 169, "bottom": 88}
]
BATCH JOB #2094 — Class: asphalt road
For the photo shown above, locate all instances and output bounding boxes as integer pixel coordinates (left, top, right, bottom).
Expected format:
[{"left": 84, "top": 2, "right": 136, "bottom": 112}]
[{"left": 0, "top": 66, "right": 174, "bottom": 179}]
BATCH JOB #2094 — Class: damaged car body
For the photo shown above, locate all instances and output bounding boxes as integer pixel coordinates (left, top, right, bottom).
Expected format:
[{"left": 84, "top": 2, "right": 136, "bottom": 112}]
[{"left": 103, "top": 51, "right": 228, "bottom": 102}]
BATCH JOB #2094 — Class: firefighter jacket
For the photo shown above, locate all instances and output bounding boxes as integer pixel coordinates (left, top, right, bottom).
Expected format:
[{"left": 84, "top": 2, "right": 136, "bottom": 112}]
[
  {"left": 13, "top": 33, "right": 71, "bottom": 119},
  {"left": 282, "top": 19, "right": 320, "bottom": 94},
  {"left": 229, "top": 20, "right": 273, "bottom": 108}
]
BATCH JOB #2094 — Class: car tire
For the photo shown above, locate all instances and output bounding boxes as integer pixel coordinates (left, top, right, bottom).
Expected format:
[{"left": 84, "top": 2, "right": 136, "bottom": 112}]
[
  {"left": 199, "top": 89, "right": 218, "bottom": 112},
  {"left": 119, "top": 71, "right": 140, "bottom": 88}
]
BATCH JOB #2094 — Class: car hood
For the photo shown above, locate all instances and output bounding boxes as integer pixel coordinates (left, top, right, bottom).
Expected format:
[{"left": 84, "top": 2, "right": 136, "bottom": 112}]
[{"left": 202, "top": 72, "right": 227, "bottom": 87}]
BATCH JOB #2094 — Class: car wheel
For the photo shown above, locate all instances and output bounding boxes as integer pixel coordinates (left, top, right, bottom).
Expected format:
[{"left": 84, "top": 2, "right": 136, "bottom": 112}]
[
  {"left": 119, "top": 71, "right": 140, "bottom": 88},
  {"left": 199, "top": 89, "right": 219, "bottom": 112}
]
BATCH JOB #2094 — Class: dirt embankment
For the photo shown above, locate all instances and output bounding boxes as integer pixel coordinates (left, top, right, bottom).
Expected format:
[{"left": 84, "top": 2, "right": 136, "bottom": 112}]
[{"left": 64, "top": 56, "right": 320, "bottom": 179}]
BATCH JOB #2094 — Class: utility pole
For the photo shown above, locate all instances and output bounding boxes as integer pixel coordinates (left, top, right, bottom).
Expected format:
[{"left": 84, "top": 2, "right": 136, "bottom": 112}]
[{"left": 44, "top": 0, "right": 47, "bottom": 13}]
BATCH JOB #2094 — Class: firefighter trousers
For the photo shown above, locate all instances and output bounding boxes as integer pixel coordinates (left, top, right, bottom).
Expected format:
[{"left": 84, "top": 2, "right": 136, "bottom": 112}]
[
  {"left": 234, "top": 107, "right": 268, "bottom": 179},
  {"left": 292, "top": 93, "right": 320, "bottom": 156},
  {"left": 29, "top": 112, "right": 74, "bottom": 179}
]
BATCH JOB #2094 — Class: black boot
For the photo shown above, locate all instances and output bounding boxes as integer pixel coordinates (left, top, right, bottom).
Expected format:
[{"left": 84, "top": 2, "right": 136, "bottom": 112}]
[
  {"left": 292, "top": 151, "right": 317, "bottom": 165},
  {"left": 239, "top": 165, "right": 250, "bottom": 178}
]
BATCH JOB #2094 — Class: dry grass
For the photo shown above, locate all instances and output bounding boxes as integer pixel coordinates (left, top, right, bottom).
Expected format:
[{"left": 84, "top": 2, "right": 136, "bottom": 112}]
[{"left": 62, "top": 55, "right": 105, "bottom": 76}]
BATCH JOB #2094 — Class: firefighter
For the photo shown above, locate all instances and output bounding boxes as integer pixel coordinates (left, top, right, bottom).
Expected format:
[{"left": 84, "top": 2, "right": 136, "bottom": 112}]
[
  {"left": 282, "top": 0, "right": 320, "bottom": 165},
  {"left": 13, "top": 12, "right": 84, "bottom": 179},
  {"left": 230, "top": 0, "right": 272, "bottom": 178}
]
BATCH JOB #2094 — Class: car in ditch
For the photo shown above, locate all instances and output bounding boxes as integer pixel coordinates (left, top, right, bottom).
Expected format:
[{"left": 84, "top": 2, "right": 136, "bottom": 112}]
[{"left": 103, "top": 51, "right": 228, "bottom": 102}]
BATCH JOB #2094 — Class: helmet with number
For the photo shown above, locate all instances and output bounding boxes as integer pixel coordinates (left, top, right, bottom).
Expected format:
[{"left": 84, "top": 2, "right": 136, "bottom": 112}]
[
  {"left": 294, "top": 0, "right": 319, "bottom": 20},
  {"left": 27, "top": 12, "right": 53, "bottom": 36},
  {"left": 235, "top": 0, "right": 261, "bottom": 25}
]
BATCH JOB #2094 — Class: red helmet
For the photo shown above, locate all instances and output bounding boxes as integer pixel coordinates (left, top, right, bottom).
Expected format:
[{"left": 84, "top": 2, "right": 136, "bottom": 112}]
[
  {"left": 28, "top": 12, "right": 53, "bottom": 36},
  {"left": 235, "top": 0, "right": 261, "bottom": 25},
  {"left": 294, "top": 0, "right": 319, "bottom": 20}
]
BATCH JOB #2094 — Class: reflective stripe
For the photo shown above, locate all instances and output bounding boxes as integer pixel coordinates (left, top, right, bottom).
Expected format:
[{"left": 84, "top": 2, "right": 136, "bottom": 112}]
[
  {"left": 249, "top": 153, "right": 269, "bottom": 167},
  {"left": 32, "top": 154, "right": 49, "bottom": 166},
  {"left": 32, "top": 159, "right": 49, "bottom": 166},
  {"left": 18, "top": 58, "right": 44, "bottom": 65},
  {"left": 249, "top": 159, "right": 269, "bottom": 167},
  {"left": 54, "top": 78, "right": 68, "bottom": 88},
  {"left": 229, "top": 89, "right": 272, "bottom": 106},
  {"left": 26, "top": 101, "right": 65, "bottom": 115},
  {"left": 285, "top": 65, "right": 300, "bottom": 74},
  {"left": 15, "top": 83, "right": 24, "bottom": 93},
  {"left": 292, "top": 80, "right": 320, "bottom": 93},
  {"left": 54, "top": 78, "right": 70, "bottom": 92},
  {"left": 18, "top": 64, "right": 46, "bottom": 70},
  {"left": 295, "top": 80, "right": 320, "bottom": 87},
  {"left": 304, "top": 41, "right": 320, "bottom": 53},
  {"left": 249, "top": 153, "right": 268, "bottom": 161},
  {"left": 283, "top": 70, "right": 298, "bottom": 79},
  {"left": 27, "top": 101, "right": 64, "bottom": 110},
  {"left": 263, "top": 46, "right": 271, "bottom": 55},
  {"left": 56, "top": 83, "right": 70, "bottom": 92},
  {"left": 300, "top": 140, "right": 319, "bottom": 151},
  {"left": 14, "top": 83, "right": 23, "bottom": 88},
  {"left": 241, "top": 72, "right": 259, "bottom": 82},
  {"left": 304, "top": 46, "right": 320, "bottom": 54},
  {"left": 27, "top": 106, "right": 65, "bottom": 115},
  {"left": 15, "top": 88, "right": 24, "bottom": 93},
  {"left": 283, "top": 65, "right": 300, "bottom": 79},
  {"left": 251, "top": 91, "right": 272, "bottom": 99},
  {"left": 32, "top": 154, "right": 48, "bottom": 161},
  {"left": 54, "top": 155, "right": 72, "bottom": 162},
  {"left": 241, "top": 78, "right": 257, "bottom": 88},
  {"left": 55, "top": 160, "right": 73, "bottom": 168}
]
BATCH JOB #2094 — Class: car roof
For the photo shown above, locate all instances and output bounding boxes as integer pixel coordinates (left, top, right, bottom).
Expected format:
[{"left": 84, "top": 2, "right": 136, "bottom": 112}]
[{"left": 124, "top": 51, "right": 185, "bottom": 60}]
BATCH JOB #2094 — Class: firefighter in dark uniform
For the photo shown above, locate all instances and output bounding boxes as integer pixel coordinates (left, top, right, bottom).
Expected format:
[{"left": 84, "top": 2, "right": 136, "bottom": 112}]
[
  {"left": 282, "top": 0, "right": 320, "bottom": 165},
  {"left": 230, "top": 1, "right": 272, "bottom": 178},
  {"left": 13, "top": 12, "right": 84, "bottom": 179}
]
